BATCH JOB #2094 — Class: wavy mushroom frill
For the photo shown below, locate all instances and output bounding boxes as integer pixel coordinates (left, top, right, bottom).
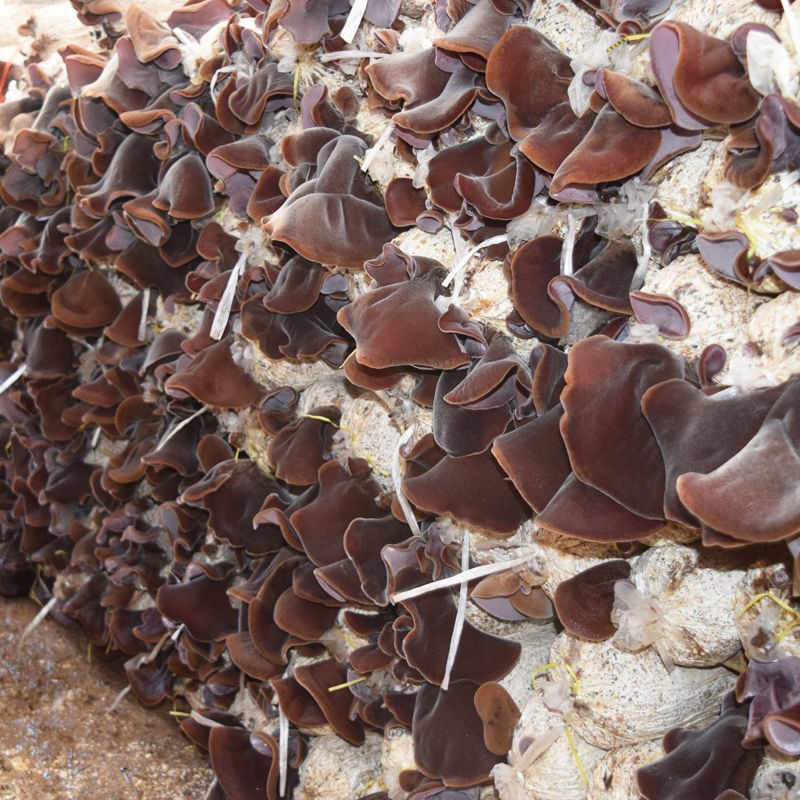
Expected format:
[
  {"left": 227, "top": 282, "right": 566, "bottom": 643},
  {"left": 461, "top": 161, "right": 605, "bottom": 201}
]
[
  {"left": 507, "top": 228, "right": 639, "bottom": 339},
  {"left": 636, "top": 695, "right": 762, "bottom": 800},
  {"left": 725, "top": 93, "right": 800, "bottom": 190},
  {"left": 649, "top": 20, "right": 760, "bottom": 131},
  {"left": 263, "top": 129, "right": 398, "bottom": 270},
  {"left": 337, "top": 257, "right": 472, "bottom": 374}
]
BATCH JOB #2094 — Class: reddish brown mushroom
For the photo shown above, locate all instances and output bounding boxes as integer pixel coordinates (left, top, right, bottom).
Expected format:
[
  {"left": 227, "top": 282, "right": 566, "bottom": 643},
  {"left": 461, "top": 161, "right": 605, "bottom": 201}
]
[
  {"left": 553, "top": 559, "right": 632, "bottom": 640},
  {"left": 676, "top": 381, "right": 800, "bottom": 545},
  {"left": 473, "top": 681, "right": 521, "bottom": 755},
  {"left": 550, "top": 106, "right": 662, "bottom": 202},
  {"left": 649, "top": 21, "right": 759, "bottom": 130},
  {"left": 560, "top": 335, "right": 685, "bottom": 519},
  {"left": 264, "top": 131, "right": 396, "bottom": 270},
  {"left": 164, "top": 338, "right": 265, "bottom": 409},
  {"left": 337, "top": 270, "right": 470, "bottom": 371},
  {"left": 402, "top": 433, "right": 531, "bottom": 537},
  {"left": 413, "top": 680, "right": 504, "bottom": 787}
]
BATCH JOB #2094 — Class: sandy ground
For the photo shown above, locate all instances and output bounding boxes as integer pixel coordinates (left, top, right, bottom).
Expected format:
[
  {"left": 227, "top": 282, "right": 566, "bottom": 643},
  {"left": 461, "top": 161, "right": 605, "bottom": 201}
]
[
  {"left": 0, "top": 598, "right": 214, "bottom": 800},
  {"left": 0, "top": 0, "right": 214, "bottom": 793}
]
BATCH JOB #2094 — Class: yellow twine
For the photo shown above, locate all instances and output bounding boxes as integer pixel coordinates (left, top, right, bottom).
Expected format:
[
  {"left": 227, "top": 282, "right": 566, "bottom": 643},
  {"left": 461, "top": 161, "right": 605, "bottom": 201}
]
[
  {"left": 531, "top": 661, "right": 580, "bottom": 696},
  {"left": 739, "top": 591, "right": 800, "bottom": 643},
  {"left": 776, "top": 619, "right": 800, "bottom": 643},
  {"left": 340, "top": 350, "right": 357, "bottom": 369},
  {"left": 355, "top": 776, "right": 388, "bottom": 795},
  {"left": 531, "top": 662, "right": 586, "bottom": 784},
  {"left": 327, "top": 676, "right": 366, "bottom": 693},
  {"left": 607, "top": 32, "right": 651, "bottom": 51},
  {"left": 739, "top": 591, "right": 799, "bottom": 618},
  {"left": 293, "top": 60, "right": 301, "bottom": 112},
  {"left": 564, "top": 724, "right": 588, "bottom": 785},
  {"left": 300, "top": 413, "right": 389, "bottom": 476},
  {"left": 646, "top": 214, "right": 703, "bottom": 227}
]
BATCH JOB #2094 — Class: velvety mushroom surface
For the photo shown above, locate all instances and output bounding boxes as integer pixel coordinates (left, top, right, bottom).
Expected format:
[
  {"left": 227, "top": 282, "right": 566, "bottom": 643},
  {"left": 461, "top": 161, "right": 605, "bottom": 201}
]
[{"left": 1, "top": 0, "right": 799, "bottom": 798}]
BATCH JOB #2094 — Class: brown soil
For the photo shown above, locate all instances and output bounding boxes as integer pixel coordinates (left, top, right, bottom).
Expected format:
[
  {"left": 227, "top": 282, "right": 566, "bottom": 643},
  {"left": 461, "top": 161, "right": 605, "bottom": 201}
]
[{"left": 0, "top": 598, "right": 214, "bottom": 800}]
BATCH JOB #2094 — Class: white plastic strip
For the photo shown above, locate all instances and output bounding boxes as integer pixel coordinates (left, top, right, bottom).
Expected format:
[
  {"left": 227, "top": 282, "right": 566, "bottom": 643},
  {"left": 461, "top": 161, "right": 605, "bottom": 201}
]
[
  {"left": 631, "top": 207, "right": 652, "bottom": 291},
  {"left": 210, "top": 251, "right": 246, "bottom": 340},
  {"left": 278, "top": 702, "right": 289, "bottom": 797},
  {"left": 138, "top": 288, "right": 150, "bottom": 343},
  {"left": 360, "top": 122, "right": 394, "bottom": 175},
  {"left": 190, "top": 710, "right": 225, "bottom": 728},
  {"left": 560, "top": 213, "right": 577, "bottom": 276},
  {"left": 341, "top": 0, "right": 369, "bottom": 43},
  {"left": 391, "top": 548, "right": 539, "bottom": 605},
  {"left": 442, "top": 234, "right": 508, "bottom": 289},
  {"left": 19, "top": 595, "right": 57, "bottom": 647},
  {"left": 156, "top": 406, "right": 208, "bottom": 451},
  {"left": 108, "top": 685, "right": 132, "bottom": 712},
  {"left": 441, "top": 531, "right": 470, "bottom": 691},
  {"left": 319, "top": 50, "right": 387, "bottom": 62},
  {"left": 0, "top": 362, "right": 26, "bottom": 395},
  {"left": 392, "top": 426, "right": 421, "bottom": 538}
]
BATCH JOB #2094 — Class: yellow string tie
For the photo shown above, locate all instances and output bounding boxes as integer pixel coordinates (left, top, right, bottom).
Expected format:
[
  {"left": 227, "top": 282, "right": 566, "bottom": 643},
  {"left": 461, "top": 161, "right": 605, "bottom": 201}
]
[
  {"left": 739, "top": 591, "right": 800, "bottom": 643},
  {"left": 293, "top": 60, "right": 301, "bottom": 111},
  {"left": 607, "top": 32, "right": 651, "bottom": 51},
  {"left": 739, "top": 591, "right": 800, "bottom": 617},
  {"left": 531, "top": 662, "right": 586, "bottom": 783},
  {"left": 564, "top": 724, "right": 588, "bottom": 785},
  {"left": 531, "top": 661, "right": 580, "bottom": 696},
  {"left": 328, "top": 676, "right": 366, "bottom": 692},
  {"left": 300, "top": 414, "right": 389, "bottom": 476}
]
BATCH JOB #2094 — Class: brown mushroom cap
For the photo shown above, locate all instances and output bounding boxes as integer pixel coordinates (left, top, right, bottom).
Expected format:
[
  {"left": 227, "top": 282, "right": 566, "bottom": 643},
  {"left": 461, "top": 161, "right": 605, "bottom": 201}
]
[
  {"left": 290, "top": 458, "right": 383, "bottom": 567},
  {"left": 677, "top": 392, "right": 800, "bottom": 544},
  {"left": 208, "top": 726, "right": 278, "bottom": 800},
  {"left": 402, "top": 433, "right": 531, "bottom": 537},
  {"left": 596, "top": 69, "right": 672, "bottom": 128},
  {"left": 264, "top": 132, "right": 396, "bottom": 270},
  {"left": 560, "top": 335, "right": 685, "bottom": 519},
  {"left": 649, "top": 21, "right": 759, "bottom": 130},
  {"left": 636, "top": 696, "right": 762, "bottom": 800},
  {"left": 641, "top": 378, "right": 786, "bottom": 527},
  {"left": 433, "top": 0, "right": 512, "bottom": 71},
  {"left": 337, "top": 271, "right": 470, "bottom": 371},
  {"left": 473, "top": 681, "right": 521, "bottom": 755},
  {"left": 485, "top": 25, "right": 573, "bottom": 141},
  {"left": 492, "top": 404, "right": 572, "bottom": 514},
  {"left": 553, "top": 559, "right": 632, "bottom": 640},
  {"left": 164, "top": 338, "right": 265, "bottom": 409},
  {"left": 156, "top": 573, "right": 238, "bottom": 642},
  {"left": 413, "top": 680, "right": 503, "bottom": 787},
  {"left": 401, "top": 591, "right": 522, "bottom": 685},
  {"left": 50, "top": 269, "right": 123, "bottom": 333},
  {"left": 550, "top": 106, "right": 661, "bottom": 201},
  {"left": 294, "top": 658, "right": 365, "bottom": 745},
  {"left": 630, "top": 291, "right": 691, "bottom": 338}
]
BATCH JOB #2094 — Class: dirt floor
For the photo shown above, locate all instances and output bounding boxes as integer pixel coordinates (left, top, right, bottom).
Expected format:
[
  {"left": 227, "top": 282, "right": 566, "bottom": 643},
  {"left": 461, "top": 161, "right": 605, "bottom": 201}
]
[
  {"left": 0, "top": 598, "right": 214, "bottom": 800},
  {"left": 0, "top": 0, "right": 215, "bottom": 795}
]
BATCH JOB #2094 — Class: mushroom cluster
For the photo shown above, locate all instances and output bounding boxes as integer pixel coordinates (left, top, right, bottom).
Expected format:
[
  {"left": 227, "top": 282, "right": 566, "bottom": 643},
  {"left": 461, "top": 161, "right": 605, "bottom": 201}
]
[{"left": 1, "top": 0, "right": 800, "bottom": 797}]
